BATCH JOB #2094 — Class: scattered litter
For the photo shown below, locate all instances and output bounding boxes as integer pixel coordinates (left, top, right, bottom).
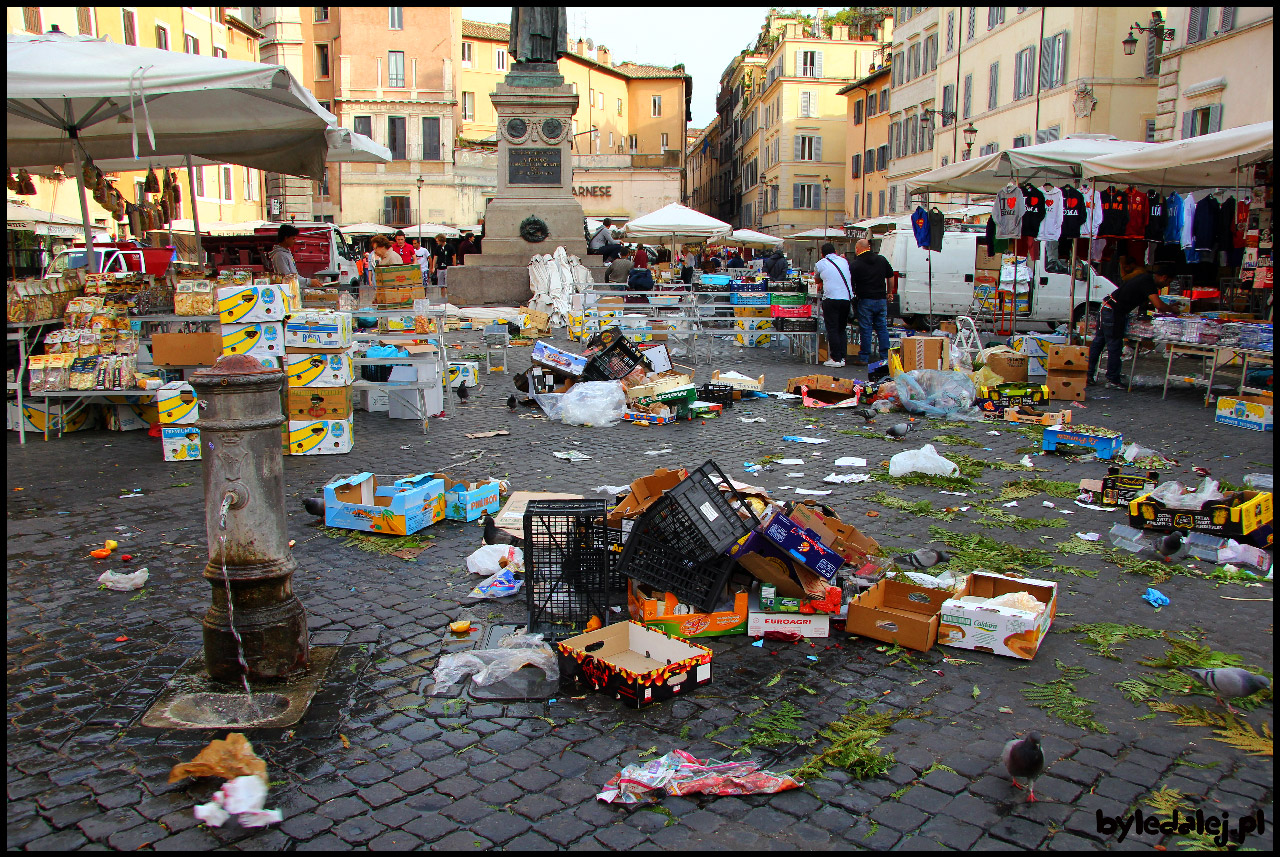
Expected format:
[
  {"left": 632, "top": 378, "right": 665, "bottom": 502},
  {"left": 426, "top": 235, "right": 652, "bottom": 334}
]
[
  {"left": 645, "top": 449, "right": 675, "bottom": 456},
  {"left": 1142, "top": 588, "right": 1170, "bottom": 609},
  {"left": 1019, "top": 455, "right": 1036, "bottom": 468},
  {"left": 1057, "top": 509, "right": 1075, "bottom": 515},
  {"left": 1075, "top": 532, "right": 1101, "bottom": 542},
  {"left": 777, "top": 485, "right": 794, "bottom": 490},
  {"left": 795, "top": 488, "right": 833, "bottom": 496},
  {"left": 1070, "top": 402, "right": 1087, "bottom": 409},
  {"left": 170, "top": 733, "right": 267, "bottom": 784},
  {"left": 1002, "top": 501, "right": 1019, "bottom": 508},
  {"left": 194, "top": 775, "right": 282, "bottom": 829},
  {"left": 432, "top": 632, "right": 558, "bottom": 688},
  {"left": 467, "top": 568, "right": 524, "bottom": 599},
  {"left": 786, "top": 472, "right": 806, "bottom": 478},
  {"left": 775, "top": 458, "right": 806, "bottom": 465},
  {"left": 553, "top": 451, "right": 592, "bottom": 461},
  {"left": 744, "top": 463, "right": 763, "bottom": 474},
  {"left": 1074, "top": 500, "right": 1114, "bottom": 511},
  {"left": 739, "top": 417, "right": 767, "bottom": 423},
  {"left": 598, "top": 750, "right": 802, "bottom": 803},
  {"left": 595, "top": 484, "right": 631, "bottom": 495},
  {"left": 823, "top": 473, "right": 871, "bottom": 484},
  {"left": 806, "top": 655, "right": 819, "bottom": 661},
  {"left": 98, "top": 568, "right": 149, "bottom": 591},
  {"left": 986, "top": 430, "right": 1002, "bottom": 436},
  {"left": 1042, "top": 501, "right": 1055, "bottom": 508},
  {"left": 466, "top": 545, "right": 524, "bottom": 576},
  {"left": 751, "top": 638, "right": 765, "bottom": 647},
  {"left": 769, "top": 391, "right": 800, "bottom": 399},
  {"left": 464, "top": 430, "right": 509, "bottom": 439},
  {"left": 834, "top": 457, "right": 867, "bottom": 467},
  {"left": 782, "top": 436, "right": 828, "bottom": 444},
  {"left": 889, "top": 444, "right": 959, "bottom": 478},
  {"left": 939, "top": 490, "right": 969, "bottom": 496}
]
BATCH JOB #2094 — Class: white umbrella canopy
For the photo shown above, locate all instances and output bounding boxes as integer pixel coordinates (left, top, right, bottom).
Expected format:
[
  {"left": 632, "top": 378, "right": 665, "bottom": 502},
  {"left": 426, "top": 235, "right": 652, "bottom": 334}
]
[
  {"left": 340, "top": 222, "right": 397, "bottom": 236},
  {"left": 623, "top": 203, "right": 732, "bottom": 241},
  {"left": 6, "top": 201, "right": 111, "bottom": 239},
  {"left": 1080, "top": 121, "right": 1273, "bottom": 189},
  {"left": 907, "top": 134, "right": 1160, "bottom": 194},
  {"left": 402, "top": 223, "right": 461, "bottom": 239},
  {"left": 725, "top": 228, "right": 784, "bottom": 249},
  {"left": 787, "top": 226, "right": 848, "bottom": 239}
]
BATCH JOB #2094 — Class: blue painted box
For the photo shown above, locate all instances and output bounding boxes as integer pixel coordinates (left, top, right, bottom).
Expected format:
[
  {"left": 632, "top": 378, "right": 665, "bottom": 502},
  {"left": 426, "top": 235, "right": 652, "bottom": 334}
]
[
  {"left": 757, "top": 508, "right": 846, "bottom": 582},
  {"left": 1042, "top": 427, "right": 1123, "bottom": 460},
  {"left": 434, "top": 473, "right": 502, "bottom": 522},
  {"left": 323, "top": 472, "right": 446, "bottom": 535}
]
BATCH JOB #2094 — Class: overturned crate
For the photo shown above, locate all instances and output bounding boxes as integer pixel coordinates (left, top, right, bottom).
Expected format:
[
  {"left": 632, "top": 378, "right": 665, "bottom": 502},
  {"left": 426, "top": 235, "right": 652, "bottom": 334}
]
[{"left": 524, "top": 500, "right": 614, "bottom": 639}]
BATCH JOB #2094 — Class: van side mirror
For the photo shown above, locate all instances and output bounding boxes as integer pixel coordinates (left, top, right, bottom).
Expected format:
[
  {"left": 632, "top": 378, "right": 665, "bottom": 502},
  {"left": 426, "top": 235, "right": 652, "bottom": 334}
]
[
  {"left": 1039, "top": 277, "right": 1048, "bottom": 286},
  {"left": 964, "top": 274, "right": 974, "bottom": 283}
]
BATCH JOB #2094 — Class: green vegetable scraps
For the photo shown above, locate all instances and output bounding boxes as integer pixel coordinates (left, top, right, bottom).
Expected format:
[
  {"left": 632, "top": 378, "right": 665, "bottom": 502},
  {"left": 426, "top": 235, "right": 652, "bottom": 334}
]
[
  {"left": 868, "top": 492, "right": 958, "bottom": 520},
  {"left": 929, "top": 526, "right": 1055, "bottom": 576},
  {"left": 1067, "top": 622, "right": 1164, "bottom": 661},
  {"left": 1020, "top": 659, "right": 1108, "bottom": 733},
  {"left": 977, "top": 505, "right": 1068, "bottom": 531},
  {"left": 318, "top": 525, "right": 434, "bottom": 555},
  {"left": 931, "top": 434, "right": 984, "bottom": 448},
  {"left": 737, "top": 700, "right": 811, "bottom": 757},
  {"left": 789, "top": 700, "right": 923, "bottom": 782},
  {"left": 999, "top": 477, "right": 1080, "bottom": 500}
]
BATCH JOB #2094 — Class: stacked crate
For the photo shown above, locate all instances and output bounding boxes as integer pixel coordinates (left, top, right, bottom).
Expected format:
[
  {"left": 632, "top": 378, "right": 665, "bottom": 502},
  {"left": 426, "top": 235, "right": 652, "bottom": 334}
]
[
  {"left": 732, "top": 281, "right": 772, "bottom": 347},
  {"left": 1045, "top": 344, "right": 1088, "bottom": 402},
  {"left": 282, "top": 310, "right": 356, "bottom": 455}
]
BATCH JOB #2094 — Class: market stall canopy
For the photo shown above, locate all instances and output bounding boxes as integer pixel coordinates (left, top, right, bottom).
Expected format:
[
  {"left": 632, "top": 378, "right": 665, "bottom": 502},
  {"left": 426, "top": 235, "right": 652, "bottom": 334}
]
[
  {"left": 907, "top": 134, "right": 1160, "bottom": 195},
  {"left": 787, "top": 227, "right": 848, "bottom": 239},
  {"left": 623, "top": 203, "right": 732, "bottom": 241},
  {"left": 725, "top": 228, "right": 784, "bottom": 248},
  {"left": 1080, "top": 121, "right": 1273, "bottom": 189},
  {"left": 339, "top": 222, "right": 397, "bottom": 236},
  {"left": 6, "top": 201, "right": 110, "bottom": 239},
  {"left": 7, "top": 31, "right": 338, "bottom": 180},
  {"left": 403, "top": 223, "right": 461, "bottom": 239},
  {"left": 848, "top": 215, "right": 910, "bottom": 230}
]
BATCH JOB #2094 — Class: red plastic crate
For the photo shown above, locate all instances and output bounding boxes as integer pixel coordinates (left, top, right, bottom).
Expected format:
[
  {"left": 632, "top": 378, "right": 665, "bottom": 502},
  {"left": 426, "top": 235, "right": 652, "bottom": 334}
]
[{"left": 770, "top": 303, "right": 813, "bottom": 318}]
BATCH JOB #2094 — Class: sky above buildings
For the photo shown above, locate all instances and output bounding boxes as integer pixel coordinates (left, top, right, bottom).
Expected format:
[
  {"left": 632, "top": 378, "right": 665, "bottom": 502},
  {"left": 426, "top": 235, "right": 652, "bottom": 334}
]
[{"left": 462, "top": 6, "right": 777, "bottom": 128}]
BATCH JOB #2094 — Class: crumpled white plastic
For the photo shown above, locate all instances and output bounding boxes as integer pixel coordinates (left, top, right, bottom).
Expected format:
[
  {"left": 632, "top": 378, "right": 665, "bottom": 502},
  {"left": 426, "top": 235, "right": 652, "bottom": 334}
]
[
  {"left": 194, "top": 775, "right": 282, "bottom": 829},
  {"left": 888, "top": 444, "right": 959, "bottom": 478},
  {"left": 432, "top": 632, "right": 559, "bottom": 688},
  {"left": 98, "top": 568, "right": 149, "bottom": 591},
  {"left": 466, "top": 544, "right": 524, "bottom": 576}
]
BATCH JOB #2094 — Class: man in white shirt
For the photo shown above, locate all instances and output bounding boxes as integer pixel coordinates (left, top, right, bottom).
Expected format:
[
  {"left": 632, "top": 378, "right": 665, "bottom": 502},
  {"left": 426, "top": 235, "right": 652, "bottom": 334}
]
[
  {"left": 412, "top": 238, "right": 430, "bottom": 287},
  {"left": 813, "top": 242, "right": 853, "bottom": 368}
]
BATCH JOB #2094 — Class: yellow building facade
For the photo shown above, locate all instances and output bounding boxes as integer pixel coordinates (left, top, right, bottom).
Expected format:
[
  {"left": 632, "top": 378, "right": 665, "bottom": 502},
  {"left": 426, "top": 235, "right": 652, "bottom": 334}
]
[
  {"left": 6, "top": 7, "right": 267, "bottom": 236},
  {"left": 840, "top": 65, "right": 893, "bottom": 223}
]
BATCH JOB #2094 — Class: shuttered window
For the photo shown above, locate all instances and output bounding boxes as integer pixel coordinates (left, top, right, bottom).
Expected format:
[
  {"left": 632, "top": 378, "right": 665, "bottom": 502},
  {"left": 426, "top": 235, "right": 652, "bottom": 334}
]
[
  {"left": 1220, "top": 8, "right": 1237, "bottom": 31},
  {"left": 941, "top": 85, "right": 955, "bottom": 126},
  {"left": 851, "top": 153, "right": 861, "bottom": 179},
  {"left": 1013, "top": 46, "right": 1036, "bottom": 99},
  {"left": 1187, "top": 8, "right": 1210, "bottom": 44},
  {"left": 422, "top": 117, "right": 441, "bottom": 161},
  {"left": 1039, "top": 31, "right": 1068, "bottom": 90},
  {"left": 1182, "top": 104, "right": 1223, "bottom": 138},
  {"left": 988, "top": 62, "right": 1000, "bottom": 110},
  {"left": 963, "top": 74, "right": 973, "bottom": 119}
]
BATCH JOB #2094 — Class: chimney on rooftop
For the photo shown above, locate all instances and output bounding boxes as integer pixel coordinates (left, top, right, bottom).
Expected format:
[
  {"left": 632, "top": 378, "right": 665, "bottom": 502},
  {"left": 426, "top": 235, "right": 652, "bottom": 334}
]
[
  {"left": 597, "top": 45, "right": 610, "bottom": 65},
  {"left": 575, "top": 38, "right": 585, "bottom": 55}
]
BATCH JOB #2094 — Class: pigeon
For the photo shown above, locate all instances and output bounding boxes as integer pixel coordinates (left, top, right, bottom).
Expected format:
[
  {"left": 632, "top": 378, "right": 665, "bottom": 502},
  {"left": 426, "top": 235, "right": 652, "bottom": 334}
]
[
  {"left": 885, "top": 422, "right": 913, "bottom": 439},
  {"left": 482, "top": 514, "right": 524, "bottom": 548},
  {"left": 507, "top": 395, "right": 519, "bottom": 412},
  {"left": 854, "top": 407, "right": 878, "bottom": 424},
  {"left": 456, "top": 382, "right": 471, "bottom": 403},
  {"left": 1154, "top": 530, "right": 1187, "bottom": 563},
  {"left": 302, "top": 497, "right": 325, "bottom": 517},
  {"left": 1002, "top": 732, "right": 1045, "bottom": 802},
  {"left": 894, "top": 548, "right": 951, "bottom": 569},
  {"left": 1181, "top": 667, "right": 1271, "bottom": 714}
]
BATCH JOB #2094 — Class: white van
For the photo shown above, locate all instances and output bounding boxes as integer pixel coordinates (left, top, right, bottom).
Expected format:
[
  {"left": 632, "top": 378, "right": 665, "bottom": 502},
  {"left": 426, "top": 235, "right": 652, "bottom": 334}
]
[{"left": 879, "top": 229, "right": 1116, "bottom": 329}]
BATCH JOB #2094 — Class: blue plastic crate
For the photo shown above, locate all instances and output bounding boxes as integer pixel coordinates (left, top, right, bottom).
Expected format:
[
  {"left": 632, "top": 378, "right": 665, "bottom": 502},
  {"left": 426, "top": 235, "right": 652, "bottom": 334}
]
[
  {"left": 700, "top": 273, "right": 733, "bottom": 287},
  {"left": 1042, "top": 427, "right": 1123, "bottom": 460},
  {"left": 731, "top": 280, "right": 769, "bottom": 293},
  {"left": 730, "top": 291, "right": 770, "bottom": 305}
]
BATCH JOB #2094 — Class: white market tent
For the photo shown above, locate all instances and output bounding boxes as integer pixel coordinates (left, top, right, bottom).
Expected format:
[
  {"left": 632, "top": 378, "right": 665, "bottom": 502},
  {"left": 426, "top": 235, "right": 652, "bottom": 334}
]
[
  {"left": 786, "top": 226, "right": 848, "bottom": 239},
  {"left": 7, "top": 31, "right": 344, "bottom": 271},
  {"left": 906, "top": 134, "right": 1160, "bottom": 195},
  {"left": 848, "top": 214, "right": 909, "bottom": 230},
  {"left": 7, "top": 201, "right": 111, "bottom": 240},
  {"left": 340, "top": 222, "right": 397, "bottom": 236},
  {"left": 1080, "top": 121, "right": 1273, "bottom": 189},
  {"left": 404, "top": 223, "right": 461, "bottom": 239},
  {"left": 724, "top": 228, "right": 784, "bottom": 249},
  {"left": 623, "top": 203, "right": 732, "bottom": 242}
]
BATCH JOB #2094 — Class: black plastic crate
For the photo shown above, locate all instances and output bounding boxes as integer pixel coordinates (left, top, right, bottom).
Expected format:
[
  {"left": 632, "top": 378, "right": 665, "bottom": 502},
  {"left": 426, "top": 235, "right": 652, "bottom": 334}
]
[
  {"left": 585, "top": 325, "right": 623, "bottom": 351},
  {"left": 524, "top": 500, "right": 613, "bottom": 639},
  {"left": 697, "top": 383, "right": 735, "bottom": 408},
  {"left": 624, "top": 460, "right": 759, "bottom": 565},
  {"left": 607, "top": 526, "right": 627, "bottom": 592},
  {"left": 615, "top": 529, "right": 742, "bottom": 613},
  {"left": 774, "top": 317, "right": 818, "bottom": 332},
  {"left": 582, "top": 334, "right": 650, "bottom": 382}
]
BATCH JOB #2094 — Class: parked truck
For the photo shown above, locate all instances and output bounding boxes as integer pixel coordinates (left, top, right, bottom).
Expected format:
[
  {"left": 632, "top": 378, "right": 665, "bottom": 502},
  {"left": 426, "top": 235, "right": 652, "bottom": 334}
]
[
  {"left": 45, "top": 241, "right": 176, "bottom": 278},
  {"left": 199, "top": 223, "right": 361, "bottom": 288},
  {"left": 879, "top": 229, "right": 1116, "bottom": 330}
]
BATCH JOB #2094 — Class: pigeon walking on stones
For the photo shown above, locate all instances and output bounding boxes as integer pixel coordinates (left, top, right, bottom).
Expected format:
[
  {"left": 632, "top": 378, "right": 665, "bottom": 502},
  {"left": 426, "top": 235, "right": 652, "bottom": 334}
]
[
  {"left": 456, "top": 382, "right": 472, "bottom": 403},
  {"left": 482, "top": 514, "right": 524, "bottom": 548},
  {"left": 885, "top": 422, "right": 913, "bottom": 439},
  {"left": 854, "top": 407, "right": 877, "bottom": 424},
  {"left": 507, "top": 395, "right": 519, "bottom": 412},
  {"left": 1154, "top": 530, "right": 1188, "bottom": 563},
  {"left": 894, "top": 549, "right": 951, "bottom": 570},
  {"left": 1181, "top": 667, "right": 1271, "bottom": 714},
  {"left": 302, "top": 497, "right": 325, "bottom": 517},
  {"left": 1002, "top": 732, "right": 1045, "bottom": 802}
]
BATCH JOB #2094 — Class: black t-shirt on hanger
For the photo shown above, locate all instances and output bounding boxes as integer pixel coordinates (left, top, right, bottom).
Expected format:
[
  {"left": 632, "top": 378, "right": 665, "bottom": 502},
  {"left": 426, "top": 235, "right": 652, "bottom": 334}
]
[
  {"left": 1020, "top": 183, "right": 1046, "bottom": 239},
  {"left": 1060, "top": 185, "right": 1087, "bottom": 239},
  {"left": 1098, "top": 186, "right": 1129, "bottom": 238},
  {"left": 1144, "top": 190, "right": 1166, "bottom": 242}
]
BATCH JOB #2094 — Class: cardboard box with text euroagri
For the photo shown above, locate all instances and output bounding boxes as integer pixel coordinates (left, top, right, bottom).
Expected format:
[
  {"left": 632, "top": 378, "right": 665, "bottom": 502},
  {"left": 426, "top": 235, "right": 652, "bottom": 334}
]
[
  {"left": 606, "top": 467, "right": 688, "bottom": 528},
  {"left": 628, "top": 581, "right": 749, "bottom": 639},
  {"left": 899, "top": 336, "right": 950, "bottom": 372},
  {"left": 746, "top": 586, "right": 830, "bottom": 638},
  {"left": 938, "top": 572, "right": 1058, "bottom": 660},
  {"left": 845, "top": 578, "right": 949, "bottom": 652}
]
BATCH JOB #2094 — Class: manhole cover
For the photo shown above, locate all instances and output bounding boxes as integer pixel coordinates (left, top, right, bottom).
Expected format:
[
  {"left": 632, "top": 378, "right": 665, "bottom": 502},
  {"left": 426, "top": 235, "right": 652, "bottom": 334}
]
[{"left": 166, "top": 692, "right": 291, "bottom": 728}]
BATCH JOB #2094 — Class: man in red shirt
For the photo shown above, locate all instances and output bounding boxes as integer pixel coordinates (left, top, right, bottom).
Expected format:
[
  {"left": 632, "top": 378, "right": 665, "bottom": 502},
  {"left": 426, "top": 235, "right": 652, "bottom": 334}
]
[
  {"left": 392, "top": 230, "right": 415, "bottom": 264},
  {"left": 633, "top": 244, "right": 649, "bottom": 269}
]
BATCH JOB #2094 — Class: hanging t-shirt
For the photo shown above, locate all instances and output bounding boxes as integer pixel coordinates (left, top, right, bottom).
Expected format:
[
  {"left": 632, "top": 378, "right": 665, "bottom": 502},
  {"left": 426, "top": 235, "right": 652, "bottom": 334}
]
[
  {"left": 928, "top": 207, "right": 945, "bottom": 251},
  {"left": 911, "top": 205, "right": 931, "bottom": 249},
  {"left": 993, "top": 186, "right": 1025, "bottom": 238},
  {"left": 1233, "top": 198, "right": 1250, "bottom": 249},
  {"left": 1180, "top": 193, "right": 1197, "bottom": 249},
  {"left": 1192, "top": 194, "right": 1220, "bottom": 252},
  {"left": 1020, "top": 183, "right": 1046, "bottom": 238},
  {"left": 1216, "top": 196, "right": 1237, "bottom": 256},
  {"left": 1059, "top": 186, "right": 1087, "bottom": 239},
  {"left": 1144, "top": 191, "right": 1166, "bottom": 242},
  {"left": 1037, "top": 187, "right": 1064, "bottom": 241},
  {"left": 1124, "top": 187, "right": 1148, "bottom": 239},
  {"left": 1084, "top": 187, "right": 1105, "bottom": 238},
  {"left": 1098, "top": 187, "right": 1129, "bottom": 237},
  {"left": 1163, "top": 192, "right": 1183, "bottom": 244},
  {"left": 983, "top": 215, "right": 999, "bottom": 257}
]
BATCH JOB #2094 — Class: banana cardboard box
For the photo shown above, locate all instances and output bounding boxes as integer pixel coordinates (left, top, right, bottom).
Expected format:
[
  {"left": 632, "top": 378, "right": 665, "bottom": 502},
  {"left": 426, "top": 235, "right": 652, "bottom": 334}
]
[
  {"left": 734, "top": 318, "right": 772, "bottom": 348},
  {"left": 287, "top": 352, "right": 354, "bottom": 388},
  {"left": 221, "top": 322, "right": 285, "bottom": 361},
  {"left": 156, "top": 381, "right": 199, "bottom": 424},
  {"left": 938, "top": 572, "right": 1057, "bottom": 660},
  {"left": 446, "top": 360, "right": 481, "bottom": 390},
  {"left": 323, "top": 472, "right": 446, "bottom": 535},
  {"left": 7, "top": 400, "right": 94, "bottom": 434},
  {"left": 285, "top": 310, "right": 353, "bottom": 352},
  {"left": 217, "top": 283, "right": 293, "bottom": 323},
  {"left": 286, "top": 418, "right": 354, "bottom": 455},
  {"left": 162, "top": 426, "right": 202, "bottom": 461}
]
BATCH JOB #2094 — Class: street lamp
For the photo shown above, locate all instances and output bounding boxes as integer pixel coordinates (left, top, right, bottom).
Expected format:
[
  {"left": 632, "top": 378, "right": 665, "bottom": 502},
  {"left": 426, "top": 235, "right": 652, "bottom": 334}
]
[
  {"left": 1123, "top": 11, "right": 1175, "bottom": 57},
  {"left": 415, "top": 176, "right": 424, "bottom": 235},
  {"left": 822, "top": 175, "right": 831, "bottom": 242},
  {"left": 963, "top": 122, "right": 978, "bottom": 154}
]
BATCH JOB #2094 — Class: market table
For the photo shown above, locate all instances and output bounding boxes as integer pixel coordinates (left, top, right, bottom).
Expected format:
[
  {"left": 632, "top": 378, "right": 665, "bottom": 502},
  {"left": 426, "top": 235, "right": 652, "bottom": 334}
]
[
  {"left": 7, "top": 319, "right": 64, "bottom": 446},
  {"left": 1125, "top": 338, "right": 1274, "bottom": 402}
]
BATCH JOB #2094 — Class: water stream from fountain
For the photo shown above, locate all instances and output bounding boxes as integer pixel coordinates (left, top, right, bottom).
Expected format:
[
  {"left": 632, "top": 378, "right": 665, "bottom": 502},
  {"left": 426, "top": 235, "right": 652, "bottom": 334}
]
[{"left": 219, "top": 493, "right": 253, "bottom": 703}]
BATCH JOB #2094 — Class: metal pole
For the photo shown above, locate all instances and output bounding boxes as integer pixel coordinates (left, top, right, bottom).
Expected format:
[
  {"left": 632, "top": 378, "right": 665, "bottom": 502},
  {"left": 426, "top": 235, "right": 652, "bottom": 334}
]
[
  {"left": 69, "top": 136, "right": 98, "bottom": 273},
  {"left": 1084, "top": 178, "right": 1095, "bottom": 340},
  {"left": 1068, "top": 235, "right": 1078, "bottom": 345},
  {"left": 186, "top": 155, "right": 204, "bottom": 270}
]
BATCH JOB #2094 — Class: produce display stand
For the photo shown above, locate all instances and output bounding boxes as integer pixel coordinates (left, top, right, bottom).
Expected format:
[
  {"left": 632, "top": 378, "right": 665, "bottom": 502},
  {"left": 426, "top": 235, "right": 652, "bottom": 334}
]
[
  {"left": 350, "top": 306, "right": 453, "bottom": 429},
  {"left": 7, "top": 319, "right": 62, "bottom": 446},
  {"left": 1125, "top": 338, "right": 1273, "bottom": 402}
]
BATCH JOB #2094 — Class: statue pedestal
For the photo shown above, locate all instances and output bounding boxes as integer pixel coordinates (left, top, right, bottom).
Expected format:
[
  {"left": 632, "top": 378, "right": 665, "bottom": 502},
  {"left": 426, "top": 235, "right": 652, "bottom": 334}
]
[{"left": 448, "top": 72, "right": 588, "bottom": 306}]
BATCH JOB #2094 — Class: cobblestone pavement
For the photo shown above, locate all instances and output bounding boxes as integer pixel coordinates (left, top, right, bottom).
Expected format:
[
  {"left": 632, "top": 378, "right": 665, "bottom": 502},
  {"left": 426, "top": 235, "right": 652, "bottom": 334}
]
[{"left": 7, "top": 330, "right": 1274, "bottom": 851}]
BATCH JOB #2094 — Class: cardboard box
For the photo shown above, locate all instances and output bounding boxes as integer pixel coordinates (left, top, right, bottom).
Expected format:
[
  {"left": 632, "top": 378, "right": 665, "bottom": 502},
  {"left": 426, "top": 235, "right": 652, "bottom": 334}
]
[
  {"left": 1042, "top": 426, "right": 1122, "bottom": 459},
  {"left": 493, "top": 491, "right": 583, "bottom": 539},
  {"left": 101, "top": 397, "right": 160, "bottom": 432},
  {"left": 734, "top": 318, "right": 773, "bottom": 347},
  {"left": 1079, "top": 467, "right": 1160, "bottom": 507},
  {"left": 285, "top": 417, "right": 354, "bottom": 455},
  {"left": 284, "top": 310, "right": 353, "bottom": 352},
  {"left": 628, "top": 581, "right": 750, "bottom": 639},
  {"left": 976, "top": 383, "right": 1051, "bottom": 415},
  {"left": 758, "top": 507, "right": 846, "bottom": 582},
  {"left": 221, "top": 321, "right": 285, "bottom": 361},
  {"left": 938, "top": 572, "right": 1058, "bottom": 659},
  {"left": 1215, "top": 394, "right": 1273, "bottom": 432},
  {"left": 433, "top": 473, "right": 502, "bottom": 522},
  {"left": 711, "top": 370, "right": 764, "bottom": 392},
  {"left": 156, "top": 381, "right": 199, "bottom": 424},
  {"left": 899, "top": 336, "right": 950, "bottom": 372},
  {"left": 845, "top": 578, "right": 951, "bottom": 651},
  {"left": 985, "top": 352, "right": 1029, "bottom": 383},
  {"left": 746, "top": 587, "right": 831, "bottom": 638},
  {"left": 323, "top": 472, "right": 445, "bottom": 535},
  {"left": 286, "top": 352, "right": 354, "bottom": 387},
  {"left": 1046, "top": 371, "right": 1087, "bottom": 402},
  {"left": 727, "top": 530, "right": 832, "bottom": 601},
  {"left": 531, "top": 340, "right": 588, "bottom": 377},
  {"left": 785, "top": 374, "right": 859, "bottom": 405},
  {"left": 1046, "top": 344, "right": 1089, "bottom": 371},
  {"left": 606, "top": 467, "right": 688, "bottom": 528},
  {"left": 373, "top": 264, "right": 421, "bottom": 288},
  {"left": 217, "top": 283, "right": 292, "bottom": 323},
  {"left": 556, "top": 621, "right": 713, "bottom": 708},
  {"left": 446, "top": 361, "right": 481, "bottom": 390},
  {"left": 1128, "top": 489, "right": 1272, "bottom": 541},
  {"left": 286, "top": 386, "right": 353, "bottom": 420},
  {"left": 150, "top": 331, "right": 222, "bottom": 367},
  {"left": 373, "top": 286, "right": 425, "bottom": 306},
  {"left": 1002, "top": 406, "right": 1071, "bottom": 426},
  {"left": 161, "top": 425, "right": 202, "bottom": 461},
  {"left": 7, "top": 399, "right": 93, "bottom": 433},
  {"left": 625, "top": 371, "right": 694, "bottom": 404},
  {"left": 788, "top": 504, "right": 881, "bottom": 569}
]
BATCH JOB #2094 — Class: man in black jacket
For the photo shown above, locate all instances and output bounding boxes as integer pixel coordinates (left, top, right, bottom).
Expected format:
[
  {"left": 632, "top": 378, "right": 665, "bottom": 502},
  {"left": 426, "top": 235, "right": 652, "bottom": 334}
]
[
  {"left": 763, "top": 249, "right": 789, "bottom": 281},
  {"left": 847, "top": 238, "right": 894, "bottom": 365}
]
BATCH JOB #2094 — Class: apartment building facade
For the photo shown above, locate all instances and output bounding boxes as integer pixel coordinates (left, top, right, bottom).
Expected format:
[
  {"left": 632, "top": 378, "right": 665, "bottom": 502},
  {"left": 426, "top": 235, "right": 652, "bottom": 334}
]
[
  {"left": 884, "top": 7, "right": 939, "bottom": 215},
  {"left": 839, "top": 64, "right": 893, "bottom": 223},
  {"left": 7, "top": 7, "right": 267, "bottom": 232},
  {"left": 1153, "top": 7, "right": 1272, "bottom": 142},
  {"left": 685, "top": 117, "right": 722, "bottom": 216}
]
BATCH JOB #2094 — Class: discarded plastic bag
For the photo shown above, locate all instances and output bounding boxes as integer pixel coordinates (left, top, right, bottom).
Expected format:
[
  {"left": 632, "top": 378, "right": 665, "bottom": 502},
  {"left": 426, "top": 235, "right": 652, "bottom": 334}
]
[
  {"left": 98, "top": 567, "right": 149, "bottom": 591},
  {"left": 598, "top": 749, "right": 802, "bottom": 804},
  {"left": 1149, "top": 478, "right": 1224, "bottom": 510},
  {"left": 970, "top": 364, "right": 1006, "bottom": 389},
  {"left": 557, "top": 380, "right": 627, "bottom": 427},
  {"left": 531, "top": 390, "right": 565, "bottom": 420},
  {"left": 193, "top": 775, "right": 283, "bottom": 829},
  {"left": 888, "top": 444, "right": 959, "bottom": 478},
  {"left": 432, "top": 632, "right": 558, "bottom": 688},
  {"left": 466, "top": 544, "right": 525, "bottom": 576},
  {"left": 467, "top": 568, "right": 524, "bottom": 599},
  {"left": 895, "top": 369, "right": 981, "bottom": 419}
]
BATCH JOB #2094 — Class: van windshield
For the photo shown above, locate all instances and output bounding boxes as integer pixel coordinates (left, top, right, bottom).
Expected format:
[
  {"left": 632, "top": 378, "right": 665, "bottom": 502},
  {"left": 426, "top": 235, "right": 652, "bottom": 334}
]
[{"left": 52, "top": 249, "right": 112, "bottom": 273}]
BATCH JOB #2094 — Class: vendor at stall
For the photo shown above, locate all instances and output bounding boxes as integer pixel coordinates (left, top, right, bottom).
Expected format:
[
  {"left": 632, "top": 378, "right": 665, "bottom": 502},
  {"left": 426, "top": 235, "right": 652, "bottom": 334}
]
[
  {"left": 267, "top": 224, "right": 322, "bottom": 288},
  {"left": 1088, "top": 263, "right": 1178, "bottom": 389}
]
